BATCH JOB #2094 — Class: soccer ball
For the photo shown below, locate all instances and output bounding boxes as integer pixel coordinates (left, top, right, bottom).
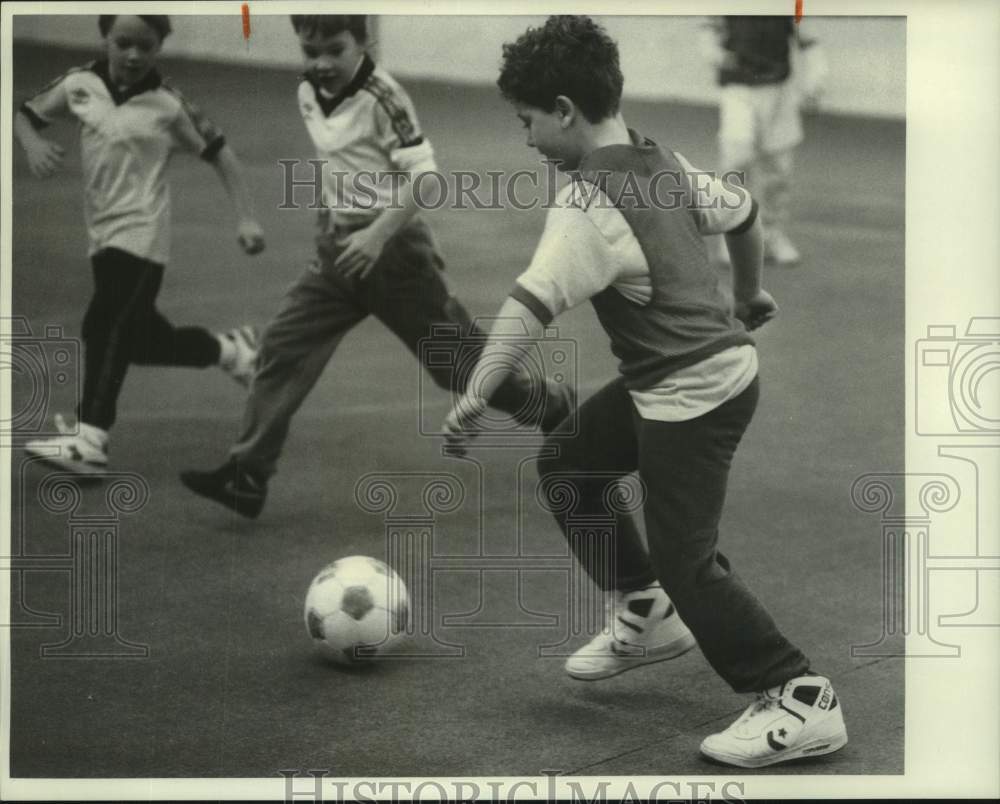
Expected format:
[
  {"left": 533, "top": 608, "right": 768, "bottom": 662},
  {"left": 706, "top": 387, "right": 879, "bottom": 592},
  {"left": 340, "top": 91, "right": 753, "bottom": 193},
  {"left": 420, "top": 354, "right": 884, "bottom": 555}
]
[{"left": 303, "top": 555, "right": 409, "bottom": 664}]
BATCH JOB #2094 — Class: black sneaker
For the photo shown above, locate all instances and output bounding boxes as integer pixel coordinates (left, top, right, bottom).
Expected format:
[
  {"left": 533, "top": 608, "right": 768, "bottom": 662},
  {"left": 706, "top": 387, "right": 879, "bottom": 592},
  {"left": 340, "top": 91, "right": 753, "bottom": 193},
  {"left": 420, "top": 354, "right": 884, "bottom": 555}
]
[{"left": 180, "top": 460, "right": 267, "bottom": 519}]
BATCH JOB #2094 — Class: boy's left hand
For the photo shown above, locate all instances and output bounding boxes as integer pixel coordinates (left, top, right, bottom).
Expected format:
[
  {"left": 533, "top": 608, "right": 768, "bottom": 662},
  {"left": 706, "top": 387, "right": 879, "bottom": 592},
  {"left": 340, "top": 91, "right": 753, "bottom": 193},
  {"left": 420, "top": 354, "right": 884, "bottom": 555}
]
[
  {"left": 334, "top": 228, "right": 387, "bottom": 280},
  {"left": 442, "top": 392, "right": 490, "bottom": 456},
  {"left": 734, "top": 290, "right": 779, "bottom": 331},
  {"left": 237, "top": 219, "right": 266, "bottom": 255}
]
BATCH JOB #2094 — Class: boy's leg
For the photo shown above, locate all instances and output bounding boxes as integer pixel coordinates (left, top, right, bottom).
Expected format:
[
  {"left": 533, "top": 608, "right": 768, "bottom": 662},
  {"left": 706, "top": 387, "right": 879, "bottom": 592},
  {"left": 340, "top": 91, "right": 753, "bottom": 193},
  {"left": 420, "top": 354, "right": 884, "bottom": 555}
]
[
  {"left": 130, "top": 309, "right": 220, "bottom": 368},
  {"left": 636, "top": 377, "right": 810, "bottom": 693},
  {"left": 757, "top": 147, "right": 799, "bottom": 263},
  {"left": 538, "top": 379, "right": 696, "bottom": 680},
  {"left": 368, "top": 219, "right": 572, "bottom": 432},
  {"left": 758, "top": 81, "right": 803, "bottom": 264},
  {"left": 77, "top": 248, "right": 166, "bottom": 431},
  {"left": 714, "top": 85, "right": 758, "bottom": 264},
  {"left": 227, "top": 260, "right": 366, "bottom": 479},
  {"left": 537, "top": 377, "right": 654, "bottom": 591}
]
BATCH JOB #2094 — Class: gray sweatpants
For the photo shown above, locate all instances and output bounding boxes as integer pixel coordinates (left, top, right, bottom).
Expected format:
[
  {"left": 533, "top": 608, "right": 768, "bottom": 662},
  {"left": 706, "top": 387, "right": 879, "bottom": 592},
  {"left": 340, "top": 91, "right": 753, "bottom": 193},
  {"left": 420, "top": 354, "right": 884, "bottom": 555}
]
[{"left": 230, "top": 217, "right": 568, "bottom": 477}]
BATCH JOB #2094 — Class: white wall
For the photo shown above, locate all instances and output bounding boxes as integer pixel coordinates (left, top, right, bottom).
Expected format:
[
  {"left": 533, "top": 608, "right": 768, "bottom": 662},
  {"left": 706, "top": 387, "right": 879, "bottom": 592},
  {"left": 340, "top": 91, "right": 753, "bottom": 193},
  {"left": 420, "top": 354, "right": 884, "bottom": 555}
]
[{"left": 12, "top": 13, "right": 905, "bottom": 118}]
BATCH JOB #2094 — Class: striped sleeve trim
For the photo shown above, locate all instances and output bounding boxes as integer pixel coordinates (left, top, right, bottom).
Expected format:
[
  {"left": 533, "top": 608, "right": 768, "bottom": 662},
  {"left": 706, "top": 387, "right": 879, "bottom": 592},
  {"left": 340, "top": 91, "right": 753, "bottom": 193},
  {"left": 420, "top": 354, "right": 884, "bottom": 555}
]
[
  {"left": 729, "top": 198, "right": 759, "bottom": 235},
  {"left": 20, "top": 64, "right": 88, "bottom": 128},
  {"left": 163, "top": 82, "right": 227, "bottom": 161},
  {"left": 363, "top": 76, "right": 422, "bottom": 148},
  {"left": 510, "top": 283, "right": 555, "bottom": 326}
]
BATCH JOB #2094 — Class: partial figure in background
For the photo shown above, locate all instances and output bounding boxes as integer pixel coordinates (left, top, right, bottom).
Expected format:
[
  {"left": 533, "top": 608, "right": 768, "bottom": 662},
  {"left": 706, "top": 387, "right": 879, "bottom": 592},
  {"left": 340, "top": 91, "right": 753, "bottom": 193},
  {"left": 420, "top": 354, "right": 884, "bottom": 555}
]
[
  {"left": 14, "top": 15, "right": 265, "bottom": 475},
  {"left": 699, "top": 15, "right": 827, "bottom": 266}
]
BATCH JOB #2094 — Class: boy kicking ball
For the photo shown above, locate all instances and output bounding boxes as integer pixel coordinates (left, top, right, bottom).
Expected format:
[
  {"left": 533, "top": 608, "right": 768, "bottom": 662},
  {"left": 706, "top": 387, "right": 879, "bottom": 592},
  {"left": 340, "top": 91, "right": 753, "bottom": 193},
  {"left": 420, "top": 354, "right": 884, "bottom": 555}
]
[
  {"left": 443, "top": 16, "right": 847, "bottom": 769},
  {"left": 15, "top": 15, "right": 265, "bottom": 475}
]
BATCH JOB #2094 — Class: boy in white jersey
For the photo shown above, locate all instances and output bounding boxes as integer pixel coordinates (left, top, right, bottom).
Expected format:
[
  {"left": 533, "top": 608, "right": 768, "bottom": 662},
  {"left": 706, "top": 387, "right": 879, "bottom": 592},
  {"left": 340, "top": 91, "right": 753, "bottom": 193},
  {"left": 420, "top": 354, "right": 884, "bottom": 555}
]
[
  {"left": 181, "top": 15, "right": 572, "bottom": 518},
  {"left": 443, "top": 16, "right": 847, "bottom": 769},
  {"left": 14, "top": 15, "right": 265, "bottom": 475}
]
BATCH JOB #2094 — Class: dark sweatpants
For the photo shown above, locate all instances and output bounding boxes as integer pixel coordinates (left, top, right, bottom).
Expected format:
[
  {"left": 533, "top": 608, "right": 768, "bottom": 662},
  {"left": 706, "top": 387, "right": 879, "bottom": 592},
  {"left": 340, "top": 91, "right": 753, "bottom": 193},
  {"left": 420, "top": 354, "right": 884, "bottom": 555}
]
[
  {"left": 536, "top": 374, "right": 810, "bottom": 693},
  {"left": 230, "top": 217, "right": 568, "bottom": 478},
  {"left": 78, "top": 248, "right": 220, "bottom": 430}
]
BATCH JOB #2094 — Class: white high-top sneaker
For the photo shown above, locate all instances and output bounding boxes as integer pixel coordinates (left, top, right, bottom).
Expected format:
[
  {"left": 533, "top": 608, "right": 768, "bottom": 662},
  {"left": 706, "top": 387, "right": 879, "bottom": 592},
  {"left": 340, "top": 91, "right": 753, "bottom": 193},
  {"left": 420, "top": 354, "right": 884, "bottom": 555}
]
[
  {"left": 700, "top": 674, "right": 848, "bottom": 768},
  {"left": 565, "top": 583, "right": 696, "bottom": 681},
  {"left": 24, "top": 414, "right": 109, "bottom": 475}
]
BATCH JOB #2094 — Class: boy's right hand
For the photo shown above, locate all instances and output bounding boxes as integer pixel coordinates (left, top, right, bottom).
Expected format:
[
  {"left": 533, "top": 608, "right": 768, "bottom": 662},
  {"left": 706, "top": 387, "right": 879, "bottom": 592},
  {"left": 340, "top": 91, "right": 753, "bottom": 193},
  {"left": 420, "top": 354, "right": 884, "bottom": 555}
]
[
  {"left": 734, "top": 290, "right": 779, "bottom": 331},
  {"left": 237, "top": 218, "right": 266, "bottom": 255},
  {"left": 23, "top": 138, "right": 64, "bottom": 178}
]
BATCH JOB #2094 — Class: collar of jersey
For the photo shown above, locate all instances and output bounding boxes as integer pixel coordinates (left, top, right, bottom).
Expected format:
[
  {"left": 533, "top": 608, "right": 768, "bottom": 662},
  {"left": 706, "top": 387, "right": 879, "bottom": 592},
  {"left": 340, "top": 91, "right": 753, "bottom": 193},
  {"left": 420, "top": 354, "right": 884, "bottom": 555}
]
[
  {"left": 305, "top": 54, "right": 376, "bottom": 117},
  {"left": 576, "top": 128, "right": 659, "bottom": 174},
  {"left": 91, "top": 59, "right": 163, "bottom": 105}
]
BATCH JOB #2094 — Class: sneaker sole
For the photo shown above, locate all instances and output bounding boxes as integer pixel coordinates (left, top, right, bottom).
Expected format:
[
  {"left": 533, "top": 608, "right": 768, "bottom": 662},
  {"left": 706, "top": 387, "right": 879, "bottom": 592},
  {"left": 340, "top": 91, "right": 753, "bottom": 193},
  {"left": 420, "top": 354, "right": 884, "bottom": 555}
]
[
  {"left": 566, "top": 632, "right": 697, "bottom": 681},
  {"left": 23, "top": 448, "right": 108, "bottom": 476},
  {"left": 179, "top": 472, "right": 265, "bottom": 519},
  {"left": 700, "top": 730, "right": 848, "bottom": 769}
]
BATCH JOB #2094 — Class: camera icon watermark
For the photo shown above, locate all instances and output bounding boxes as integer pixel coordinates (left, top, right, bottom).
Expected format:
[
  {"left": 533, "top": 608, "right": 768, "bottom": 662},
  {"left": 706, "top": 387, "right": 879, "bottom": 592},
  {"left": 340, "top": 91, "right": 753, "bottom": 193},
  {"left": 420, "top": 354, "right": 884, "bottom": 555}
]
[
  {"left": 0, "top": 316, "right": 80, "bottom": 439},
  {"left": 915, "top": 317, "right": 1000, "bottom": 435},
  {"left": 417, "top": 318, "right": 578, "bottom": 441}
]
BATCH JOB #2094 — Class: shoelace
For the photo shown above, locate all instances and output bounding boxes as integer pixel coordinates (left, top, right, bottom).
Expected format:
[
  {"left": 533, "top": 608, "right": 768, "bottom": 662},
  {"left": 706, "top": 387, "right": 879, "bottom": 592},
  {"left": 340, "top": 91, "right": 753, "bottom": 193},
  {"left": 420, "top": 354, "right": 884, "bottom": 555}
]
[{"left": 737, "top": 694, "right": 779, "bottom": 726}]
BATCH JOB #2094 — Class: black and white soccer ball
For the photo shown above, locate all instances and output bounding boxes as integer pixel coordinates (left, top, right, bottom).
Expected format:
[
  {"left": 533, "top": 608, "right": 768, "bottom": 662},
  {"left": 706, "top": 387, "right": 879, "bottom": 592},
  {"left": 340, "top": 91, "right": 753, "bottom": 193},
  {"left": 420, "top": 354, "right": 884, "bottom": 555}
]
[{"left": 303, "top": 555, "right": 409, "bottom": 664}]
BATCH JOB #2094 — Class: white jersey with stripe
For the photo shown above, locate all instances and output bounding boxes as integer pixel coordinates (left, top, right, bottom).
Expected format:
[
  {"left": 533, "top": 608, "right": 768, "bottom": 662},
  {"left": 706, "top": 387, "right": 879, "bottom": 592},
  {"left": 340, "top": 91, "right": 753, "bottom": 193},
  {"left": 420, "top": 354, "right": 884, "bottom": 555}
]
[
  {"left": 22, "top": 61, "right": 225, "bottom": 265},
  {"left": 298, "top": 57, "right": 437, "bottom": 225},
  {"left": 515, "top": 152, "right": 759, "bottom": 422}
]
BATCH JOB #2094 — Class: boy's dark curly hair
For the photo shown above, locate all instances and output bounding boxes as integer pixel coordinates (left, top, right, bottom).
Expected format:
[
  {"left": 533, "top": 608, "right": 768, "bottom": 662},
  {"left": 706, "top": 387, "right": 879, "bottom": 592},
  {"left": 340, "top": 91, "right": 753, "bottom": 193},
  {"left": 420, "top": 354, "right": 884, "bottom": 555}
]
[
  {"left": 98, "top": 15, "right": 172, "bottom": 41},
  {"left": 290, "top": 15, "right": 367, "bottom": 43},
  {"left": 497, "top": 16, "right": 624, "bottom": 123}
]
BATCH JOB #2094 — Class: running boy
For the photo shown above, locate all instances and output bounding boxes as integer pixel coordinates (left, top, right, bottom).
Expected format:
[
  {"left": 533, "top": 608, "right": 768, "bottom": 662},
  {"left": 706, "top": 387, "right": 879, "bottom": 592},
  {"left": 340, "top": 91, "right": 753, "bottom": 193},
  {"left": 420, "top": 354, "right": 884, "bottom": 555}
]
[
  {"left": 15, "top": 15, "right": 264, "bottom": 474},
  {"left": 444, "top": 16, "right": 847, "bottom": 768},
  {"left": 699, "top": 15, "right": 827, "bottom": 265},
  {"left": 181, "top": 15, "right": 571, "bottom": 519}
]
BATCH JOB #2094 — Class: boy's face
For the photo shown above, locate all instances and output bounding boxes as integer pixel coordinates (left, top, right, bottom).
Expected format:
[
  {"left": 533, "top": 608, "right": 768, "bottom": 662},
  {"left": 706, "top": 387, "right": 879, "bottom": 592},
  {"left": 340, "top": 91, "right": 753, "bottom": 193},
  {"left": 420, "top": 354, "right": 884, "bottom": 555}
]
[
  {"left": 515, "top": 102, "right": 582, "bottom": 172},
  {"left": 298, "top": 29, "right": 366, "bottom": 96},
  {"left": 104, "top": 16, "right": 162, "bottom": 89}
]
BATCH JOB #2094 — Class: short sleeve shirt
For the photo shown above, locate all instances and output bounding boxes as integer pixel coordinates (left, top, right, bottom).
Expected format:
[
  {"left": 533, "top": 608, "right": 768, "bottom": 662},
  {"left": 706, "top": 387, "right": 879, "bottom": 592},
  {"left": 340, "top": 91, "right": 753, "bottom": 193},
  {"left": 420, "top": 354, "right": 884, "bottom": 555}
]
[
  {"left": 22, "top": 60, "right": 226, "bottom": 265},
  {"left": 298, "top": 55, "right": 437, "bottom": 224}
]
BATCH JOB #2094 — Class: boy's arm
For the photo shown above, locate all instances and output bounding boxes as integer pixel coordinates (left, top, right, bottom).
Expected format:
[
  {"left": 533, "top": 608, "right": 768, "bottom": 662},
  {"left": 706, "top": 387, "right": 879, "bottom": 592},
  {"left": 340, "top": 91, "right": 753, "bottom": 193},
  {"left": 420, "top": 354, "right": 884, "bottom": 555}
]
[
  {"left": 14, "top": 111, "right": 65, "bottom": 178},
  {"left": 677, "top": 151, "right": 777, "bottom": 330},
  {"left": 169, "top": 87, "right": 265, "bottom": 255},
  {"left": 697, "top": 17, "right": 735, "bottom": 71},
  {"left": 15, "top": 76, "right": 70, "bottom": 178},
  {"left": 725, "top": 215, "right": 778, "bottom": 331},
  {"left": 442, "top": 297, "right": 547, "bottom": 453},
  {"left": 209, "top": 144, "right": 266, "bottom": 254},
  {"left": 442, "top": 186, "right": 624, "bottom": 452},
  {"left": 335, "top": 82, "right": 437, "bottom": 278},
  {"left": 334, "top": 170, "right": 426, "bottom": 278}
]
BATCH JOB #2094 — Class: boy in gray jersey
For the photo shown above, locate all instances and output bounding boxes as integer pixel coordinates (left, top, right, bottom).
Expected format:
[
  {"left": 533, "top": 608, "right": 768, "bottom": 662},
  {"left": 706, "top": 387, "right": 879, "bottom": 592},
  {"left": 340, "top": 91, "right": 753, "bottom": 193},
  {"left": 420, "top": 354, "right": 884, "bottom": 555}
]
[{"left": 444, "top": 15, "right": 847, "bottom": 769}]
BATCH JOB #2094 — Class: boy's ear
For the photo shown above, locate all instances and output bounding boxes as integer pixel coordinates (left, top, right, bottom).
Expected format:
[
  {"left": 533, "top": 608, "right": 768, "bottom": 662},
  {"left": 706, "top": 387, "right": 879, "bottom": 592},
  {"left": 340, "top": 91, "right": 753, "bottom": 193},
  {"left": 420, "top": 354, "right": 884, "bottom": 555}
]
[{"left": 554, "top": 95, "right": 576, "bottom": 127}]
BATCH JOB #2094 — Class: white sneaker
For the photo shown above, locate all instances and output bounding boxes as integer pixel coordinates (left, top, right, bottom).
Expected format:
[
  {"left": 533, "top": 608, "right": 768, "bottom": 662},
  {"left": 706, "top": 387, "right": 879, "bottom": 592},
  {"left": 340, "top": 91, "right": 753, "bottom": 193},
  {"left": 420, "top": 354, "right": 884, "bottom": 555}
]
[
  {"left": 565, "top": 583, "right": 697, "bottom": 680},
  {"left": 764, "top": 230, "right": 801, "bottom": 265},
  {"left": 218, "top": 326, "right": 258, "bottom": 387},
  {"left": 24, "top": 415, "right": 109, "bottom": 475},
  {"left": 700, "top": 675, "right": 848, "bottom": 768}
]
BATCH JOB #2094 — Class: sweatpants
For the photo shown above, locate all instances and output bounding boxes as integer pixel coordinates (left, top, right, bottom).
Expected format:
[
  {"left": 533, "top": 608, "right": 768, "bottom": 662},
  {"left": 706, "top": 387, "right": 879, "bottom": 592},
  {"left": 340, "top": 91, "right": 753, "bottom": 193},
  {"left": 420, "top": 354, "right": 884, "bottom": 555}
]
[
  {"left": 536, "top": 374, "right": 811, "bottom": 693},
  {"left": 230, "top": 217, "right": 569, "bottom": 478},
  {"left": 78, "top": 247, "right": 220, "bottom": 430}
]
